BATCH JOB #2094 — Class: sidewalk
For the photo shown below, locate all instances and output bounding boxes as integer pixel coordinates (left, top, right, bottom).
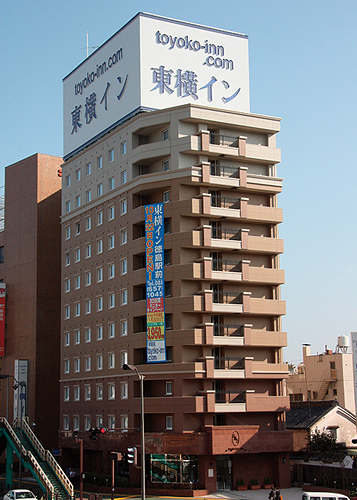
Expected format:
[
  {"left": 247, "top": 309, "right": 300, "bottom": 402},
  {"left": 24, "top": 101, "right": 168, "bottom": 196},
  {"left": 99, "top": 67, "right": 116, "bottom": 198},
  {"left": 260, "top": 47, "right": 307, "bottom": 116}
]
[{"left": 202, "top": 487, "right": 303, "bottom": 500}]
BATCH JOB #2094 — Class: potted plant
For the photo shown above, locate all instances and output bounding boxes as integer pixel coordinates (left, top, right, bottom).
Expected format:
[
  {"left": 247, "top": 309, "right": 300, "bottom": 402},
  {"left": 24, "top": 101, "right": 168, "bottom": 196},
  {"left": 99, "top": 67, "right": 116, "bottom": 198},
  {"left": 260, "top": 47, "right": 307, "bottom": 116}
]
[
  {"left": 236, "top": 479, "right": 247, "bottom": 491},
  {"left": 263, "top": 477, "right": 274, "bottom": 489},
  {"left": 250, "top": 478, "right": 261, "bottom": 490}
]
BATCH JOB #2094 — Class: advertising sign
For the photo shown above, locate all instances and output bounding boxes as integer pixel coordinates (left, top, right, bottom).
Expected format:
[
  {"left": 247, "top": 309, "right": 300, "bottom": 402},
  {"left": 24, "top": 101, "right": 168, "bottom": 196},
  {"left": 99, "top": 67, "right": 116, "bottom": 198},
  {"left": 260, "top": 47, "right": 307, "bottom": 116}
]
[
  {"left": 63, "top": 12, "right": 250, "bottom": 159},
  {"left": 145, "top": 203, "right": 166, "bottom": 363},
  {"left": 13, "top": 359, "right": 28, "bottom": 420},
  {"left": 0, "top": 284, "right": 5, "bottom": 356}
]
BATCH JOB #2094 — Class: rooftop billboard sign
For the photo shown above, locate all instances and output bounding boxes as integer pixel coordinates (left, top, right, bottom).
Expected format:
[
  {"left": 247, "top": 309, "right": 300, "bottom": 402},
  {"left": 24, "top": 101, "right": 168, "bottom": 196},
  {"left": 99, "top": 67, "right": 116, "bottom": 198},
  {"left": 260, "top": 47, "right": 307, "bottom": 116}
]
[{"left": 63, "top": 12, "right": 250, "bottom": 160}]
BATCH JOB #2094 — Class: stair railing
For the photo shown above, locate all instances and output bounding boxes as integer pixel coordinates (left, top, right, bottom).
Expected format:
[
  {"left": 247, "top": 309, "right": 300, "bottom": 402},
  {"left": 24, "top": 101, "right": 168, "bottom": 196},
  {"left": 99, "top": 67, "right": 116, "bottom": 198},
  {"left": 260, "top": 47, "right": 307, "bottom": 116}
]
[{"left": 18, "top": 417, "right": 47, "bottom": 460}]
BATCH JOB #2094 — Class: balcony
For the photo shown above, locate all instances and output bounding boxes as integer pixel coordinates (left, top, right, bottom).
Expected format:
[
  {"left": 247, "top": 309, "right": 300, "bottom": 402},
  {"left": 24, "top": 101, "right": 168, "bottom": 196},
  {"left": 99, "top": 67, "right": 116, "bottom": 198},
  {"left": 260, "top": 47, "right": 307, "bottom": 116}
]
[
  {"left": 211, "top": 258, "right": 284, "bottom": 285},
  {"left": 214, "top": 390, "right": 246, "bottom": 412},
  {"left": 211, "top": 290, "right": 243, "bottom": 314},
  {"left": 213, "top": 356, "right": 245, "bottom": 379},
  {"left": 212, "top": 324, "right": 287, "bottom": 347},
  {"left": 245, "top": 392, "right": 290, "bottom": 412}
]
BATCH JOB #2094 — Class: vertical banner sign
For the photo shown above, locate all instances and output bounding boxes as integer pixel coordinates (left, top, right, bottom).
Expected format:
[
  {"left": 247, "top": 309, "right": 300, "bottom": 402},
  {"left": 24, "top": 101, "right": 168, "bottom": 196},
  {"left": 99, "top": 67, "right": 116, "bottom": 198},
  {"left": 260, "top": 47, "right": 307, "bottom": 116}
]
[
  {"left": 0, "top": 284, "right": 5, "bottom": 356},
  {"left": 351, "top": 332, "right": 357, "bottom": 419},
  {"left": 145, "top": 203, "right": 166, "bottom": 363}
]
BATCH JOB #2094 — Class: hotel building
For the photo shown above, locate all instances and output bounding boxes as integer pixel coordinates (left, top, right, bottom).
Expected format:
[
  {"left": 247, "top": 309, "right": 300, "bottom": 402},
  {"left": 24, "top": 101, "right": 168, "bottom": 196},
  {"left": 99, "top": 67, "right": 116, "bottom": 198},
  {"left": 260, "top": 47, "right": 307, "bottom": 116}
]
[{"left": 59, "top": 13, "right": 292, "bottom": 492}]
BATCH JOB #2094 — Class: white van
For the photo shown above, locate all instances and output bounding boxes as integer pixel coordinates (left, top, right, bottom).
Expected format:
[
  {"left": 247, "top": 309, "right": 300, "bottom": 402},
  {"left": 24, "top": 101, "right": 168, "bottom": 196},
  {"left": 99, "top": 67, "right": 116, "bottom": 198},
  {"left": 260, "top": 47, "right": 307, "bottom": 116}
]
[{"left": 302, "top": 492, "right": 350, "bottom": 500}]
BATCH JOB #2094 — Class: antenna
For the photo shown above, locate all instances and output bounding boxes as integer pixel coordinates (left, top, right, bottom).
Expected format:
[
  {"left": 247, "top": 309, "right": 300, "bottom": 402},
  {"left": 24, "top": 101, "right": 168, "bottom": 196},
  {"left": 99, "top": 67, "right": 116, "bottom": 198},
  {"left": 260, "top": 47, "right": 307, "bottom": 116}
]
[{"left": 81, "top": 32, "right": 98, "bottom": 58}]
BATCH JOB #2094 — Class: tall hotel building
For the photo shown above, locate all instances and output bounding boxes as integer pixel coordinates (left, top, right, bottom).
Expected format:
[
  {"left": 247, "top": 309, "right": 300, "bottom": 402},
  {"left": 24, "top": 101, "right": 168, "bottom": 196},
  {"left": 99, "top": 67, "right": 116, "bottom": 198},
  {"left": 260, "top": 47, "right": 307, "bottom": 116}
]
[{"left": 60, "top": 13, "right": 292, "bottom": 492}]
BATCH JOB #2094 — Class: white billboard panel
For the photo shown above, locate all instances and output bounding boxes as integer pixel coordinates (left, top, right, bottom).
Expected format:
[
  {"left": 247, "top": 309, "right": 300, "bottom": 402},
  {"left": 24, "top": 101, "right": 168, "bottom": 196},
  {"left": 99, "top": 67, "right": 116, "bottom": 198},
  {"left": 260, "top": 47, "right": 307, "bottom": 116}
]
[{"left": 63, "top": 13, "right": 250, "bottom": 160}]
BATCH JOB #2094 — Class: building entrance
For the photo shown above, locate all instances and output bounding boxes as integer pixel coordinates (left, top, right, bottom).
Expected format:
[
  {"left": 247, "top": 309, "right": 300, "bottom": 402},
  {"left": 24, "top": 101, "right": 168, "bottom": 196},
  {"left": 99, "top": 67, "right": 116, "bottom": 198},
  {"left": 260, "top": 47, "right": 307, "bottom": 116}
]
[{"left": 216, "top": 455, "right": 232, "bottom": 490}]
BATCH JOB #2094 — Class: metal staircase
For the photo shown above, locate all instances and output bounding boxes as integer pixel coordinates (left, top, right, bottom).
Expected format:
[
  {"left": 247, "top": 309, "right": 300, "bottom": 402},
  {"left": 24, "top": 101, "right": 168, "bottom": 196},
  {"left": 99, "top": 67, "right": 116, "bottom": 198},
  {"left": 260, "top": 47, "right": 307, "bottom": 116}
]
[{"left": 0, "top": 417, "right": 73, "bottom": 500}]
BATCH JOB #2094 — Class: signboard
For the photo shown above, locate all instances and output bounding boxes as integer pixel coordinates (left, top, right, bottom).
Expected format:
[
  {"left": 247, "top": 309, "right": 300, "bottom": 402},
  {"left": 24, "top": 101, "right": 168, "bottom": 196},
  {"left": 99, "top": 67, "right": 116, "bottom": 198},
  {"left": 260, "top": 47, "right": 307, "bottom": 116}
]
[
  {"left": 63, "top": 12, "right": 250, "bottom": 159},
  {"left": 0, "top": 284, "right": 5, "bottom": 356},
  {"left": 14, "top": 359, "right": 28, "bottom": 420},
  {"left": 351, "top": 332, "right": 357, "bottom": 419},
  {"left": 145, "top": 203, "right": 166, "bottom": 363}
]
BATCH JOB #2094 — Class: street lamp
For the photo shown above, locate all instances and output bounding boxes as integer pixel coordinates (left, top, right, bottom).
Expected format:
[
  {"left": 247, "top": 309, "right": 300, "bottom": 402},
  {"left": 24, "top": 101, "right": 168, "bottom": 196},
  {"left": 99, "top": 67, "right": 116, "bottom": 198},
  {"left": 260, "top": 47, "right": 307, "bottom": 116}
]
[
  {"left": 0, "top": 374, "right": 26, "bottom": 488},
  {"left": 123, "top": 364, "right": 145, "bottom": 500}
]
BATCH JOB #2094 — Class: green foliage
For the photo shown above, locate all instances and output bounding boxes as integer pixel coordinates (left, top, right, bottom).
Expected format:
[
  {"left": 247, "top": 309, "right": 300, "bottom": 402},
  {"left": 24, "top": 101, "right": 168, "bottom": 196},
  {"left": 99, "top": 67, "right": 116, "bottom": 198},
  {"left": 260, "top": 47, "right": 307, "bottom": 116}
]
[
  {"left": 306, "top": 429, "right": 346, "bottom": 453},
  {"left": 264, "top": 477, "right": 272, "bottom": 484}
]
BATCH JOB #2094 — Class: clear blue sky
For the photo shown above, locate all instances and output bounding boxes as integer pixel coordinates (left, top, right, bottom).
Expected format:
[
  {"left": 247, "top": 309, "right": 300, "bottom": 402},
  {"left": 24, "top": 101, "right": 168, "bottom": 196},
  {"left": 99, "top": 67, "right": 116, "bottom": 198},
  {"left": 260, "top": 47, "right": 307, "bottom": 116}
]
[{"left": 1, "top": 0, "right": 357, "bottom": 364}]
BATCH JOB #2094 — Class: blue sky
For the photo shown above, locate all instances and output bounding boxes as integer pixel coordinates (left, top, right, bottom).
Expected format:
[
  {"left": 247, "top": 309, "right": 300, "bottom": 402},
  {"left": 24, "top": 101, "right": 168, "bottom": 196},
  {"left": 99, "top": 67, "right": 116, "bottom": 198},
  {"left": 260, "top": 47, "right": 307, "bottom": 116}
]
[{"left": 1, "top": 0, "right": 357, "bottom": 364}]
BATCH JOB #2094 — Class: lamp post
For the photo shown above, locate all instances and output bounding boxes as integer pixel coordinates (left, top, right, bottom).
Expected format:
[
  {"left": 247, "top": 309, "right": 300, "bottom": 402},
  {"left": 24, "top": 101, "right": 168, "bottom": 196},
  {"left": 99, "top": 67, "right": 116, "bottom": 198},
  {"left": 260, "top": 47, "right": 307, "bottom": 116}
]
[
  {"left": 0, "top": 375, "right": 26, "bottom": 488},
  {"left": 123, "top": 364, "right": 145, "bottom": 500}
]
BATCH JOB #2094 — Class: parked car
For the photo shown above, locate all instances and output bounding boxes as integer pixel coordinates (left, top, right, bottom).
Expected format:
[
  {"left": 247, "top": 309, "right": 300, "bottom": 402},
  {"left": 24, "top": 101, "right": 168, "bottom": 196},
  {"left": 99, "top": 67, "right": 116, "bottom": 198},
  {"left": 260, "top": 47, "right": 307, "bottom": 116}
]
[
  {"left": 302, "top": 493, "right": 350, "bottom": 500},
  {"left": 3, "top": 490, "right": 37, "bottom": 500}
]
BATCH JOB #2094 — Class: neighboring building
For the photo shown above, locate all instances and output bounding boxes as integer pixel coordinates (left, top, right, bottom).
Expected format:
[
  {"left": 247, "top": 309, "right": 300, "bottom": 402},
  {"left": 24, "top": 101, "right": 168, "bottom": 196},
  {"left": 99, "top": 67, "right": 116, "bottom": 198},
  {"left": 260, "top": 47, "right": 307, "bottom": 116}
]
[
  {"left": 286, "top": 400, "right": 357, "bottom": 452},
  {"left": 287, "top": 340, "right": 355, "bottom": 415},
  {"left": 59, "top": 13, "right": 292, "bottom": 492},
  {"left": 0, "top": 153, "right": 62, "bottom": 451}
]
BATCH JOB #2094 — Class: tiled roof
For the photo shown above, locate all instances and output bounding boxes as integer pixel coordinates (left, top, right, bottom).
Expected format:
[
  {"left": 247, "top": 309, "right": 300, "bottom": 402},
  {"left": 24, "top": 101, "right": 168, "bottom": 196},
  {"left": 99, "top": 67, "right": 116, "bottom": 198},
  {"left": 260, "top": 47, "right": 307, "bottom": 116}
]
[{"left": 286, "top": 400, "right": 338, "bottom": 429}]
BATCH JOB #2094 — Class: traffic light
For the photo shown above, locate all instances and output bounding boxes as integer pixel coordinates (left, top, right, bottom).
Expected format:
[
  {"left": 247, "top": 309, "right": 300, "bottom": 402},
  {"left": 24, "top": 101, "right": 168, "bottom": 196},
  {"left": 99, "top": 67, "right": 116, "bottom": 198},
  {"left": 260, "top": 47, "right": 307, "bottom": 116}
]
[
  {"left": 57, "top": 168, "right": 62, "bottom": 177},
  {"left": 89, "top": 427, "right": 107, "bottom": 440},
  {"left": 127, "top": 447, "right": 137, "bottom": 466}
]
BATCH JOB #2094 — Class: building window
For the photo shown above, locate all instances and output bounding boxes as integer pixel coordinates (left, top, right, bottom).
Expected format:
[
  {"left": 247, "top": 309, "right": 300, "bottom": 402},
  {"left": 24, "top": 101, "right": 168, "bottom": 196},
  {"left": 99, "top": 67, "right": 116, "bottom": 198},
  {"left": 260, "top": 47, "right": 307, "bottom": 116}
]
[
  {"left": 121, "top": 198, "right": 127, "bottom": 215},
  {"left": 84, "top": 415, "right": 91, "bottom": 430},
  {"left": 84, "top": 385, "right": 91, "bottom": 401},
  {"left": 162, "top": 129, "right": 169, "bottom": 141},
  {"left": 75, "top": 275, "right": 80, "bottom": 289},
  {"left": 86, "top": 189, "right": 92, "bottom": 203},
  {"left": 96, "top": 383, "right": 103, "bottom": 400},
  {"left": 64, "top": 386, "right": 69, "bottom": 401},
  {"left": 121, "top": 141, "right": 127, "bottom": 155},
  {"left": 121, "top": 350, "right": 128, "bottom": 367},
  {"left": 165, "top": 314, "right": 172, "bottom": 330},
  {"left": 120, "top": 228, "right": 127, "bottom": 245},
  {"left": 108, "top": 352, "right": 115, "bottom": 369},
  {"left": 108, "top": 415, "right": 115, "bottom": 430},
  {"left": 75, "top": 248, "right": 80, "bottom": 262},
  {"left": 75, "top": 168, "right": 81, "bottom": 182},
  {"left": 108, "top": 292, "right": 115, "bottom": 309},
  {"left": 97, "top": 324, "right": 103, "bottom": 341},
  {"left": 75, "top": 221, "right": 81, "bottom": 235},
  {"left": 97, "top": 267, "right": 103, "bottom": 283},
  {"left": 97, "top": 355, "right": 103, "bottom": 371},
  {"left": 74, "top": 386, "right": 80, "bottom": 401},
  {"left": 97, "top": 183, "right": 103, "bottom": 197},
  {"left": 64, "top": 359, "right": 70, "bottom": 374},
  {"left": 74, "top": 330, "right": 80, "bottom": 344},
  {"left": 65, "top": 278, "right": 70, "bottom": 293},
  {"left": 75, "top": 195, "right": 81, "bottom": 208},
  {"left": 97, "top": 210, "right": 103, "bottom": 225},
  {"left": 165, "top": 282, "right": 172, "bottom": 297},
  {"left": 109, "top": 177, "right": 114, "bottom": 190},
  {"left": 86, "top": 162, "right": 91, "bottom": 176},
  {"left": 121, "top": 289, "right": 128, "bottom": 306},
  {"left": 97, "top": 156, "right": 103, "bottom": 169},
  {"left": 65, "top": 200, "right": 71, "bottom": 213},
  {"left": 74, "top": 357, "right": 80, "bottom": 373},
  {"left": 120, "top": 258, "right": 127, "bottom": 275},
  {"left": 109, "top": 205, "right": 115, "bottom": 220},
  {"left": 108, "top": 322, "right": 115, "bottom": 339},
  {"left": 85, "top": 327, "right": 91, "bottom": 343},
  {"left": 121, "top": 319, "right": 128, "bottom": 337},
  {"left": 74, "top": 416, "right": 80, "bottom": 431},
  {"left": 64, "top": 305, "right": 70, "bottom": 320},
  {"left": 108, "top": 262, "right": 115, "bottom": 279},
  {"left": 96, "top": 415, "right": 103, "bottom": 428},
  {"left": 85, "top": 271, "right": 91, "bottom": 286},
  {"left": 85, "top": 243, "right": 91, "bottom": 258},
  {"left": 65, "top": 252, "right": 70, "bottom": 266},
  {"left": 163, "top": 160, "right": 170, "bottom": 171},
  {"left": 97, "top": 238, "right": 103, "bottom": 254},
  {"left": 74, "top": 302, "right": 80, "bottom": 317},
  {"left": 163, "top": 190, "right": 170, "bottom": 203},
  {"left": 121, "top": 415, "right": 128, "bottom": 432},
  {"left": 66, "top": 175, "right": 71, "bottom": 187},
  {"left": 166, "top": 416, "right": 173, "bottom": 430},
  {"left": 85, "top": 299, "right": 91, "bottom": 314},
  {"left": 108, "top": 383, "right": 115, "bottom": 400},
  {"left": 85, "top": 356, "right": 91, "bottom": 372},
  {"left": 121, "top": 382, "right": 128, "bottom": 399},
  {"left": 121, "top": 170, "right": 127, "bottom": 185},
  {"left": 109, "top": 149, "right": 114, "bottom": 162},
  {"left": 108, "top": 233, "right": 115, "bottom": 249},
  {"left": 166, "top": 382, "right": 172, "bottom": 395},
  {"left": 63, "top": 416, "right": 69, "bottom": 431},
  {"left": 65, "top": 226, "right": 70, "bottom": 240},
  {"left": 64, "top": 332, "right": 70, "bottom": 346},
  {"left": 85, "top": 216, "right": 91, "bottom": 230}
]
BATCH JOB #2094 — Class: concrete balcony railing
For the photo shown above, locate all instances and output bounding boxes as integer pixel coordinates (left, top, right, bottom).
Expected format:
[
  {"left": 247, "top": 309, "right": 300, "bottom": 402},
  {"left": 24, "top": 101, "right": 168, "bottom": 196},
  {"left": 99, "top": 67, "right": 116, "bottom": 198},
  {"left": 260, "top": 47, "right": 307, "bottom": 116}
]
[
  {"left": 245, "top": 358, "right": 289, "bottom": 379},
  {"left": 210, "top": 323, "right": 287, "bottom": 348},
  {"left": 245, "top": 392, "right": 290, "bottom": 412}
]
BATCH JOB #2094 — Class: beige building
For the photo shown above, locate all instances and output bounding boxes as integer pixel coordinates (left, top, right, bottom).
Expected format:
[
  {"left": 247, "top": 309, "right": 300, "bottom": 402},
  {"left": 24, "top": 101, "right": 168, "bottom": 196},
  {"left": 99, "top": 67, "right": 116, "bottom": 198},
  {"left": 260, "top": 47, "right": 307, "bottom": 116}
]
[
  {"left": 59, "top": 103, "right": 292, "bottom": 491},
  {"left": 287, "top": 341, "right": 355, "bottom": 415}
]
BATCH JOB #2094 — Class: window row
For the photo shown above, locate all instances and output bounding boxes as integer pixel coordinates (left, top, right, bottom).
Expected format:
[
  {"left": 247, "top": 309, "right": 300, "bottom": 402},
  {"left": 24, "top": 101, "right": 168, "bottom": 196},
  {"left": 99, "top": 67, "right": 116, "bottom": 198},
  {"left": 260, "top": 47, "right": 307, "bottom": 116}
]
[
  {"left": 64, "top": 290, "right": 128, "bottom": 319},
  {"left": 64, "top": 262, "right": 123, "bottom": 293},
  {"left": 64, "top": 350, "right": 125, "bottom": 374},
  {"left": 64, "top": 232, "right": 127, "bottom": 266},
  {"left": 64, "top": 320, "right": 127, "bottom": 346},
  {"left": 64, "top": 413, "right": 173, "bottom": 432},
  {"left": 64, "top": 381, "right": 124, "bottom": 402}
]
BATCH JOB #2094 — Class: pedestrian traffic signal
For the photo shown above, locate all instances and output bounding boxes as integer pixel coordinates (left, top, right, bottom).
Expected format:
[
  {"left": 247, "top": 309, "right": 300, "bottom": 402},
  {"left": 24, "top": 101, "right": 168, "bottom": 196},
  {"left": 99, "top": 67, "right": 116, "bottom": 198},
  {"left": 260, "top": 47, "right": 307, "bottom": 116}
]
[
  {"left": 88, "top": 427, "right": 107, "bottom": 440},
  {"left": 127, "top": 447, "right": 137, "bottom": 466}
]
